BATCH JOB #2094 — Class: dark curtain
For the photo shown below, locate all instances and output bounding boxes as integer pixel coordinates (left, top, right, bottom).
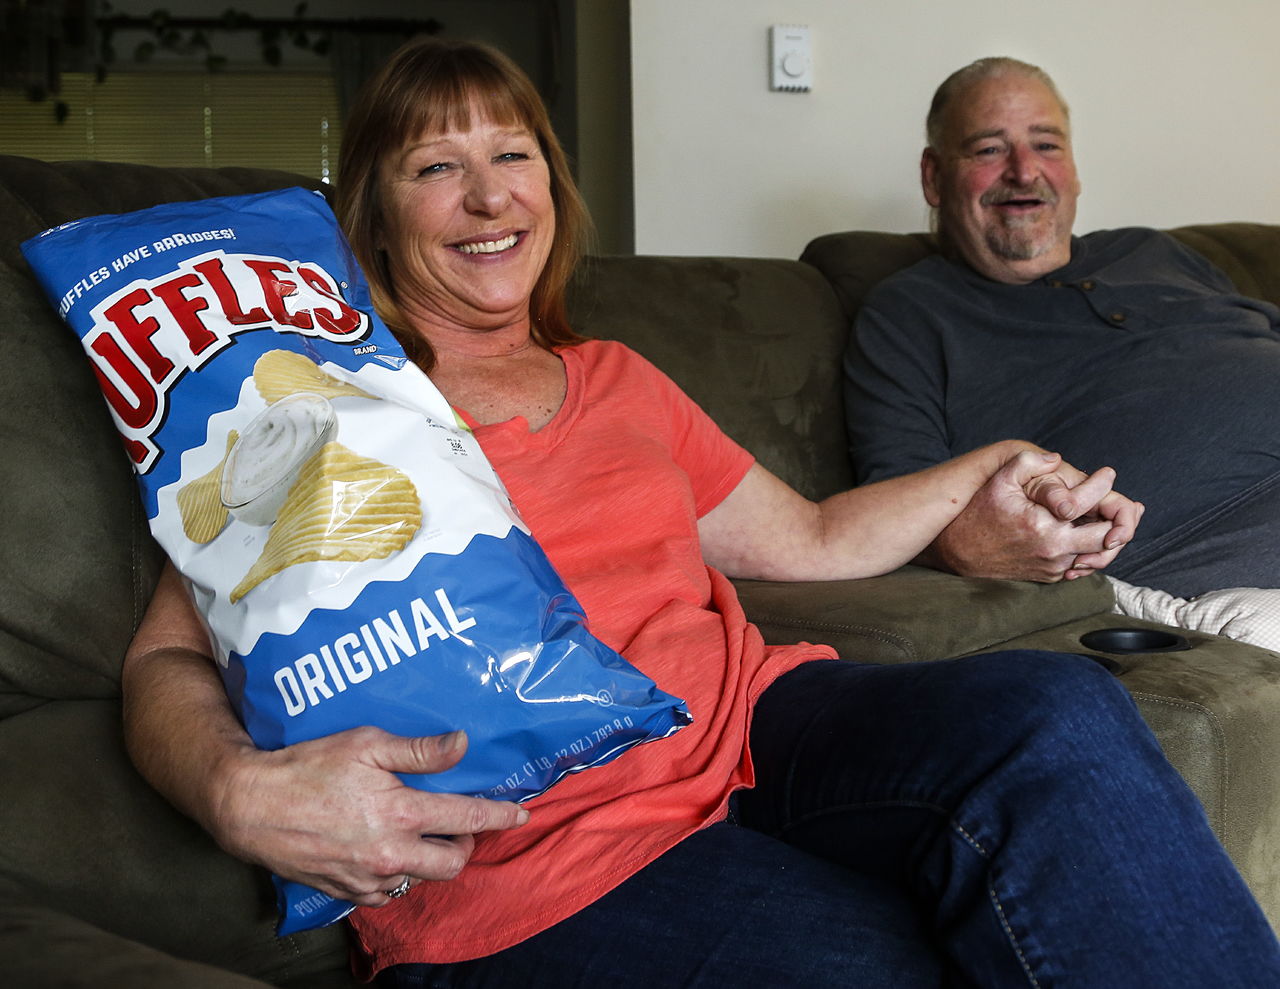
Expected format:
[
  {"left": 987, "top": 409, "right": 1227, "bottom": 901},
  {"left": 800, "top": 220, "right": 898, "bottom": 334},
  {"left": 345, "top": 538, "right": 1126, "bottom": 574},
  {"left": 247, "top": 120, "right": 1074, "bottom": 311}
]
[
  {"left": 1, "top": 0, "right": 94, "bottom": 100},
  {"left": 328, "top": 29, "right": 416, "bottom": 124}
]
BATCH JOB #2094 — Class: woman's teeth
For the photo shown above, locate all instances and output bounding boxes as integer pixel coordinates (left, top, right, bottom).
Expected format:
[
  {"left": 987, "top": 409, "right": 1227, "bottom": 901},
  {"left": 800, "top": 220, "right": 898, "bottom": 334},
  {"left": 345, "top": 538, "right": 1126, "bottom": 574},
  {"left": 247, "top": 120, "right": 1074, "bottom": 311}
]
[{"left": 456, "top": 234, "right": 518, "bottom": 255}]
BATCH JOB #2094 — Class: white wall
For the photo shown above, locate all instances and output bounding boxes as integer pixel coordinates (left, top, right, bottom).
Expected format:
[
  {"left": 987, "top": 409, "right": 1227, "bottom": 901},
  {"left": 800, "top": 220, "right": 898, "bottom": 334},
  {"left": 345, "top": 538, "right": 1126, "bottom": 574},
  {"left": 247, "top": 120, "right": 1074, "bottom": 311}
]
[{"left": 630, "top": 0, "right": 1280, "bottom": 258}]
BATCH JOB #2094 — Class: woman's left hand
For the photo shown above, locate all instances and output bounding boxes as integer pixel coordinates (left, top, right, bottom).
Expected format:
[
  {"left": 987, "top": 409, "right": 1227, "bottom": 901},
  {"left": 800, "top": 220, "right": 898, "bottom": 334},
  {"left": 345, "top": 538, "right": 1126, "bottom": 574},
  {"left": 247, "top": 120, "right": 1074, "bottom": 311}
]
[{"left": 209, "top": 725, "right": 531, "bottom": 906}]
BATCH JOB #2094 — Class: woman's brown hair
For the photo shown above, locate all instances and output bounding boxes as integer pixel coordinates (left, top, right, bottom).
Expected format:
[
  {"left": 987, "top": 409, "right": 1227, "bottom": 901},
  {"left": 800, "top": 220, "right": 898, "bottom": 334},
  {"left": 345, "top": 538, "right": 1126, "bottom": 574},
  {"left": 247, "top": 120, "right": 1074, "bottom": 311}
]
[{"left": 335, "top": 37, "right": 592, "bottom": 370}]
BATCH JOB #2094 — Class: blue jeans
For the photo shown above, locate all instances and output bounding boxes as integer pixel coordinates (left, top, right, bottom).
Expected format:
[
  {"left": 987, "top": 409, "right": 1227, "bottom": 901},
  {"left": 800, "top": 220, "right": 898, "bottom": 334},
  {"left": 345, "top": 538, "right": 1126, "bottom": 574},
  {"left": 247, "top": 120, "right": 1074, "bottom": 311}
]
[{"left": 378, "top": 651, "right": 1280, "bottom": 987}]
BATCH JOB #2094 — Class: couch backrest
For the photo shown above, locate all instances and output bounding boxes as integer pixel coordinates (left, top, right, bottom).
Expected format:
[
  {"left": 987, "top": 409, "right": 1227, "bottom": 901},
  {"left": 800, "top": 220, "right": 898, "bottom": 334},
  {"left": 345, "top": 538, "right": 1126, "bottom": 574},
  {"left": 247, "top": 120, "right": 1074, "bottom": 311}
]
[
  {"left": 801, "top": 223, "right": 1280, "bottom": 324},
  {"left": 0, "top": 155, "right": 328, "bottom": 716},
  {"left": 0, "top": 156, "right": 856, "bottom": 718},
  {"left": 1164, "top": 224, "right": 1280, "bottom": 306},
  {"left": 567, "top": 255, "right": 853, "bottom": 502}
]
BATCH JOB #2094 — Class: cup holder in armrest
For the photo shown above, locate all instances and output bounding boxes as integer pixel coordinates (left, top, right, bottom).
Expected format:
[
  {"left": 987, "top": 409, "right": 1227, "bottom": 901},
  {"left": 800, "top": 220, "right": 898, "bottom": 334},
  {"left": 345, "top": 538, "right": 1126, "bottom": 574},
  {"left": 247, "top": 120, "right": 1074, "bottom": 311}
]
[{"left": 1079, "top": 627, "right": 1192, "bottom": 655}]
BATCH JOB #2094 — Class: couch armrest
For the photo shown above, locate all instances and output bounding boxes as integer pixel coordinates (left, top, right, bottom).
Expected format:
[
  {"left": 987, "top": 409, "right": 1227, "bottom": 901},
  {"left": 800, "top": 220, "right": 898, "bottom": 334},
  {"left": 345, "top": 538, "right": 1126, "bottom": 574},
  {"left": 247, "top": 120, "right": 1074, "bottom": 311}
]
[
  {"left": 734, "top": 564, "right": 1280, "bottom": 930},
  {"left": 732, "top": 565, "right": 1114, "bottom": 661},
  {"left": 981, "top": 612, "right": 1280, "bottom": 930},
  {"left": 0, "top": 903, "right": 272, "bottom": 988}
]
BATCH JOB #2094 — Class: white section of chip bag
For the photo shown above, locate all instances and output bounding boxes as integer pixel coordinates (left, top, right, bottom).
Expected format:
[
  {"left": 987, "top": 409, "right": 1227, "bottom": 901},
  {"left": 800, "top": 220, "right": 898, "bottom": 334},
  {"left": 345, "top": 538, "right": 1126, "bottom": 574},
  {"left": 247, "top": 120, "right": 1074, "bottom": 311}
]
[{"left": 156, "top": 358, "right": 524, "bottom": 660}]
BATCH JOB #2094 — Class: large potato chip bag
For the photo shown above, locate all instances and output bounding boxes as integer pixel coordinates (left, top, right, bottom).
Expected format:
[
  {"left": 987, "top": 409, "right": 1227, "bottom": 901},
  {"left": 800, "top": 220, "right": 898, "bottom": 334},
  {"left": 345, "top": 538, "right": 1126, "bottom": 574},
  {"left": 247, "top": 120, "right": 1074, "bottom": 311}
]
[{"left": 22, "top": 187, "right": 691, "bottom": 934}]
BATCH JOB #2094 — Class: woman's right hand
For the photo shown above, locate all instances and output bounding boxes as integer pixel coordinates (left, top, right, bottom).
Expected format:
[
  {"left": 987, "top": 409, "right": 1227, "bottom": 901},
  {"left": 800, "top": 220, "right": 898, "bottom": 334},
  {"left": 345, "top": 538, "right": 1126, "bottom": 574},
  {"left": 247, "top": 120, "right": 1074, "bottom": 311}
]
[{"left": 211, "top": 725, "right": 529, "bottom": 906}]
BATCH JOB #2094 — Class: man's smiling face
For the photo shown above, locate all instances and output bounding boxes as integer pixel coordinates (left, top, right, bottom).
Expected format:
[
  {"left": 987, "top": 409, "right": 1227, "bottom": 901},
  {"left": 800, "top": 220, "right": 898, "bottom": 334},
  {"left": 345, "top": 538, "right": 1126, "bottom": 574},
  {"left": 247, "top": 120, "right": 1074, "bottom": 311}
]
[{"left": 921, "top": 72, "right": 1081, "bottom": 284}]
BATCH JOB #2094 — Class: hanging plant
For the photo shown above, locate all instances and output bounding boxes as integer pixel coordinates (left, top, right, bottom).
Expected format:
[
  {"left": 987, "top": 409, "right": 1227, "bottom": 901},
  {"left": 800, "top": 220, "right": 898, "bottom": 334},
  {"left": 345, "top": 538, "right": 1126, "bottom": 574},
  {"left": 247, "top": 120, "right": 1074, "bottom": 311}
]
[
  {"left": 96, "top": 2, "right": 349, "bottom": 76},
  {"left": 18, "top": 1, "right": 441, "bottom": 122}
]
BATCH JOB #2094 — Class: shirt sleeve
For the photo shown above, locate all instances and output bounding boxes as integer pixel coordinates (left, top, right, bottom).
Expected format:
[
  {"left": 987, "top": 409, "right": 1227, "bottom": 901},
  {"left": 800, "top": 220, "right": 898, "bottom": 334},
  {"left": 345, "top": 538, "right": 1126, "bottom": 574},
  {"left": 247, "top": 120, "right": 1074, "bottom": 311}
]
[
  {"left": 843, "top": 292, "right": 954, "bottom": 485},
  {"left": 627, "top": 349, "right": 755, "bottom": 518}
]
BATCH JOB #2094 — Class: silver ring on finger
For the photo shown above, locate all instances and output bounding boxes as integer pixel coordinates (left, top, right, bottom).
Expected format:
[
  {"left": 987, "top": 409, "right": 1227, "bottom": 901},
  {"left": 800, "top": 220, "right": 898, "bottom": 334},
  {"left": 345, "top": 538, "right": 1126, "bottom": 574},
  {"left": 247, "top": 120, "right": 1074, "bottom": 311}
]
[{"left": 385, "top": 876, "right": 412, "bottom": 899}]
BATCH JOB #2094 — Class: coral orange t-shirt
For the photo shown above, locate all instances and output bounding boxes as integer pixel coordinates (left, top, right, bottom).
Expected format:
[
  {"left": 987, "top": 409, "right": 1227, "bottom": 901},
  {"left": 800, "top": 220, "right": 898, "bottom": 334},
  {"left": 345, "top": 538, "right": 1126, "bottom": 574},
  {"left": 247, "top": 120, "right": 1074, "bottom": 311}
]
[{"left": 348, "top": 339, "right": 835, "bottom": 973}]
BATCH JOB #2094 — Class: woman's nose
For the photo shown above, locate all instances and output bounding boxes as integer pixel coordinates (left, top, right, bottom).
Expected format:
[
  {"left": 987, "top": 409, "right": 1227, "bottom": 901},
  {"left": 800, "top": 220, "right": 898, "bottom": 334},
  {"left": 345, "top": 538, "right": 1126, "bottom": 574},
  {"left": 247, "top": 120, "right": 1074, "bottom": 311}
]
[{"left": 463, "top": 164, "right": 512, "bottom": 216}]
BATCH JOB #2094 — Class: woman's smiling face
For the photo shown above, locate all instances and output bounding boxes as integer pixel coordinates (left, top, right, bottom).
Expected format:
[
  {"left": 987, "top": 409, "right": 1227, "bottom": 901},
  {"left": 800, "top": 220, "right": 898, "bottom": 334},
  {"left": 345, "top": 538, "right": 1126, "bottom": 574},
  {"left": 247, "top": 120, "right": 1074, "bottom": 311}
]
[{"left": 377, "top": 110, "right": 555, "bottom": 335}]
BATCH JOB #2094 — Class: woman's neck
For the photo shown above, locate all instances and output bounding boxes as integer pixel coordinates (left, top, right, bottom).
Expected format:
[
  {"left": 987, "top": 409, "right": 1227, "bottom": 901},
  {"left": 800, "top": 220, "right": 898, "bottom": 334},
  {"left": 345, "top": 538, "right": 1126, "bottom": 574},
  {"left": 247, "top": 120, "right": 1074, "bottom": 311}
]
[
  {"left": 417, "top": 323, "right": 567, "bottom": 431},
  {"left": 418, "top": 316, "right": 537, "bottom": 364}
]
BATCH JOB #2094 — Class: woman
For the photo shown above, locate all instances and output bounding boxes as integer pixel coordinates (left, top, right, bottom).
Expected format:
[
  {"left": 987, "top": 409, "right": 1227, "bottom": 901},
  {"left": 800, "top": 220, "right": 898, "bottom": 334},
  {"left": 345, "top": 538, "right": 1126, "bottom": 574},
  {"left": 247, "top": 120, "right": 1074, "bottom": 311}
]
[{"left": 123, "top": 38, "right": 1280, "bottom": 987}]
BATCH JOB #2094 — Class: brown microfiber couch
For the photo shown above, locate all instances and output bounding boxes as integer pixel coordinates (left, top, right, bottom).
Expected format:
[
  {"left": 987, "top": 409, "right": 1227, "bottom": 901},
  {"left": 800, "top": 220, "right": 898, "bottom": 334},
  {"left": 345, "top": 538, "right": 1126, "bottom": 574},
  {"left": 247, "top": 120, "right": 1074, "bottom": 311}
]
[{"left": 2, "top": 154, "right": 1278, "bottom": 986}]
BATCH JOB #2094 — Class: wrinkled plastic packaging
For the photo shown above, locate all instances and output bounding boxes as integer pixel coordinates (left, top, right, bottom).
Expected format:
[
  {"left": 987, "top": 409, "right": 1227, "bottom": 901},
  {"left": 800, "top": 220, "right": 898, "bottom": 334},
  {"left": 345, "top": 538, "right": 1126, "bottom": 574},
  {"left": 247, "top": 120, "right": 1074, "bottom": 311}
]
[{"left": 22, "top": 187, "right": 691, "bottom": 934}]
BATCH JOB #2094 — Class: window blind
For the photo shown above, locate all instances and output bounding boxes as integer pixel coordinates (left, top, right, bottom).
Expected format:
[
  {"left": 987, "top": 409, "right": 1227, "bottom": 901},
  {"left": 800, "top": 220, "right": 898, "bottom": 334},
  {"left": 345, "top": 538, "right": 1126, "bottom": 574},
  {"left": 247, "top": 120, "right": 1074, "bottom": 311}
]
[{"left": 0, "top": 71, "right": 343, "bottom": 182}]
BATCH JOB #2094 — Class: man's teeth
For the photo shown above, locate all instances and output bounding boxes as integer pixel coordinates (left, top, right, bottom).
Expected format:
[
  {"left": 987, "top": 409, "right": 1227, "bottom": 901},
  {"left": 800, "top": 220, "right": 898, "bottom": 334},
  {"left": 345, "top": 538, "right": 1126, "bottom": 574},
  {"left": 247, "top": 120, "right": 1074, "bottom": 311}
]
[{"left": 456, "top": 234, "right": 518, "bottom": 254}]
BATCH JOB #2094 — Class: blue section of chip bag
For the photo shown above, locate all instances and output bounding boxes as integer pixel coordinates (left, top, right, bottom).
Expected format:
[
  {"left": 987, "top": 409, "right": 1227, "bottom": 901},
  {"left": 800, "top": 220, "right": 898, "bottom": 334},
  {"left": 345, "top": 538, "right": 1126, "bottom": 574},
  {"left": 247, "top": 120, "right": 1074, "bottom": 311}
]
[
  {"left": 234, "top": 531, "right": 689, "bottom": 801},
  {"left": 21, "top": 187, "right": 692, "bottom": 936}
]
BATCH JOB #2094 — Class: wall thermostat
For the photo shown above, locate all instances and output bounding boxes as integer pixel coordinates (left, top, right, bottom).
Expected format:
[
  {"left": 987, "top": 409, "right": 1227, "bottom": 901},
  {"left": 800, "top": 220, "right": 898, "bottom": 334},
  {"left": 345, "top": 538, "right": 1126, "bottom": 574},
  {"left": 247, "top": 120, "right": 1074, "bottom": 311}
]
[{"left": 770, "top": 24, "right": 812, "bottom": 93}]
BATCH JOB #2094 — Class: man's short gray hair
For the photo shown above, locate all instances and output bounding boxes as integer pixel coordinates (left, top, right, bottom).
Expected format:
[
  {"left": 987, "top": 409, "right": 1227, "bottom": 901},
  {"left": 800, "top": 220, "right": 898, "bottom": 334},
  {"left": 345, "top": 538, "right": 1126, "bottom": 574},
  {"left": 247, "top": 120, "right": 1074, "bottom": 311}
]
[{"left": 925, "top": 56, "right": 1070, "bottom": 150}]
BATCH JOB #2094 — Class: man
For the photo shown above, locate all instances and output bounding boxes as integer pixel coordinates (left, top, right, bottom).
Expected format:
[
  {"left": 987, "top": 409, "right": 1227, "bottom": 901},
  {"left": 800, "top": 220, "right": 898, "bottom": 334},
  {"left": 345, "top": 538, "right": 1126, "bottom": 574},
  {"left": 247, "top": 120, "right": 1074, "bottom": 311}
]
[{"left": 844, "top": 56, "right": 1280, "bottom": 599}]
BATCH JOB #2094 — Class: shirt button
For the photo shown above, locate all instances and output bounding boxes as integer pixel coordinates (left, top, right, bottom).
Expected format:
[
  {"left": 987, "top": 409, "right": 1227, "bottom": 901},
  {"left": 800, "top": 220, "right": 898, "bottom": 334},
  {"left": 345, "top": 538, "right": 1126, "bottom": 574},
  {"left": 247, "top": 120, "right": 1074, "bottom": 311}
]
[
  {"left": 1049, "top": 279, "right": 1064, "bottom": 288},
  {"left": 1110, "top": 312, "right": 1127, "bottom": 324},
  {"left": 1081, "top": 280, "right": 1096, "bottom": 291}
]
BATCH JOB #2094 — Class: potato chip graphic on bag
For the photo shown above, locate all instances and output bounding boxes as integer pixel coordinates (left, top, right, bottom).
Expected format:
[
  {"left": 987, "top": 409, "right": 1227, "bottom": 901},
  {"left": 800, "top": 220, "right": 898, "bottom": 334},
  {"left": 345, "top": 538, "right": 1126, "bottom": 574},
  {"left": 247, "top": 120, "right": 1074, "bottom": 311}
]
[
  {"left": 254, "top": 348, "right": 372, "bottom": 404},
  {"left": 231, "top": 441, "right": 421, "bottom": 603},
  {"left": 177, "top": 430, "right": 238, "bottom": 544}
]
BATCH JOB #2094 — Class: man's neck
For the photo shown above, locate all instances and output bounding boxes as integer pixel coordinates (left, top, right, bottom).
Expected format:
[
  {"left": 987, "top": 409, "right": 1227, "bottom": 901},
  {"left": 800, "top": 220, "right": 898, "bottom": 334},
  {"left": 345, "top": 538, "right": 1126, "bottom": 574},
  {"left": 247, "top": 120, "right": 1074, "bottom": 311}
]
[{"left": 944, "top": 237, "right": 1075, "bottom": 285}]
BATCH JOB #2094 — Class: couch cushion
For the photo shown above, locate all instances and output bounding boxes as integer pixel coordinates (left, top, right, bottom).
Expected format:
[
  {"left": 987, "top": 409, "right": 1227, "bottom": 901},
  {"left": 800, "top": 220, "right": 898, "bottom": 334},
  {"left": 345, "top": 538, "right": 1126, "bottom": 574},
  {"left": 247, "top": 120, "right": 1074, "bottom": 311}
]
[
  {"left": 0, "top": 698, "right": 354, "bottom": 984},
  {"left": 569, "top": 254, "right": 854, "bottom": 501},
  {"left": 798, "top": 230, "right": 938, "bottom": 329},
  {"left": 0, "top": 903, "right": 274, "bottom": 989},
  {"left": 733, "top": 566, "right": 1114, "bottom": 662},
  {"left": 0, "top": 156, "right": 328, "bottom": 714},
  {"left": 0, "top": 155, "right": 353, "bottom": 983},
  {"left": 1167, "top": 223, "right": 1280, "bottom": 309}
]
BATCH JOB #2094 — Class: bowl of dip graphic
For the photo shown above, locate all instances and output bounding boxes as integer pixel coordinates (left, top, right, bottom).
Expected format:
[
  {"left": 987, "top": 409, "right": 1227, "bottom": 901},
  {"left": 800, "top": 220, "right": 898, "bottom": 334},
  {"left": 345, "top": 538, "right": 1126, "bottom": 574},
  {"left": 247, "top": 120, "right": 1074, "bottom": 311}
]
[{"left": 221, "top": 392, "right": 337, "bottom": 526}]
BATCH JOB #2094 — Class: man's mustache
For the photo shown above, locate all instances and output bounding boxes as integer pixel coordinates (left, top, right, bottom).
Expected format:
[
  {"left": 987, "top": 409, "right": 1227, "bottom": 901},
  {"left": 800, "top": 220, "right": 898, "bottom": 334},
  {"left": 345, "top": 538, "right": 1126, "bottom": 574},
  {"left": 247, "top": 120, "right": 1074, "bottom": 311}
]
[{"left": 981, "top": 182, "right": 1059, "bottom": 207}]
